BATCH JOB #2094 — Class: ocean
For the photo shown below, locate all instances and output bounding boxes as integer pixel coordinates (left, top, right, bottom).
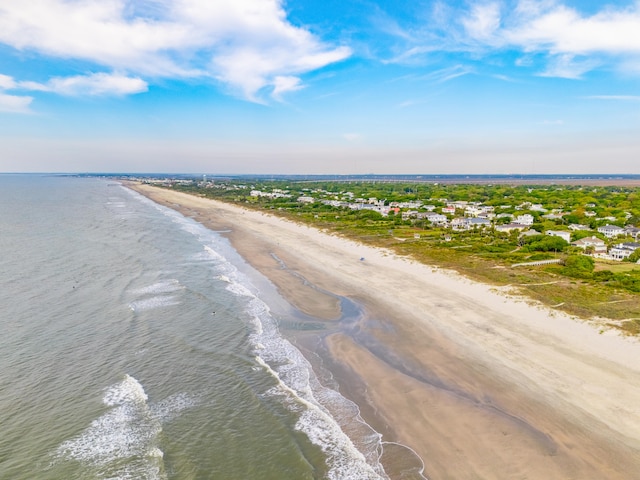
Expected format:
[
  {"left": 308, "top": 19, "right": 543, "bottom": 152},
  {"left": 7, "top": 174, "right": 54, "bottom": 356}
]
[{"left": 0, "top": 175, "right": 390, "bottom": 479}]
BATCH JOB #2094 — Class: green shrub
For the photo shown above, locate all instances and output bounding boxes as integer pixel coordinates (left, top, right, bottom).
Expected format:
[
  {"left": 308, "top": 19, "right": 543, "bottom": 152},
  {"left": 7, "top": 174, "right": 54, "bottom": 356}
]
[
  {"left": 562, "top": 255, "right": 595, "bottom": 279},
  {"left": 522, "top": 235, "right": 569, "bottom": 252}
]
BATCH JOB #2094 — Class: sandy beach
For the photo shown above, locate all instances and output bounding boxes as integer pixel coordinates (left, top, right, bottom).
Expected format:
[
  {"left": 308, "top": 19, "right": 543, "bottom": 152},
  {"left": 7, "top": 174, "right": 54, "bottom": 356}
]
[{"left": 128, "top": 183, "right": 640, "bottom": 480}]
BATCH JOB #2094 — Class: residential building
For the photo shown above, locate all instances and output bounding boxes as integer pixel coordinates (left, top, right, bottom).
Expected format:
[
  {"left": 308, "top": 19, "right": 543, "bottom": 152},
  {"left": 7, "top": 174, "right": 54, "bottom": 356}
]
[
  {"left": 624, "top": 226, "right": 640, "bottom": 240},
  {"left": 609, "top": 242, "right": 640, "bottom": 261},
  {"left": 571, "top": 236, "right": 607, "bottom": 254},
  {"left": 515, "top": 214, "right": 534, "bottom": 226},
  {"left": 568, "top": 224, "right": 590, "bottom": 231},
  {"left": 468, "top": 218, "right": 491, "bottom": 228},
  {"left": 425, "top": 213, "right": 448, "bottom": 225},
  {"left": 451, "top": 217, "right": 469, "bottom": 230},
  {"left": 597, "top": 224, "right": 625, "bottom": 238}
]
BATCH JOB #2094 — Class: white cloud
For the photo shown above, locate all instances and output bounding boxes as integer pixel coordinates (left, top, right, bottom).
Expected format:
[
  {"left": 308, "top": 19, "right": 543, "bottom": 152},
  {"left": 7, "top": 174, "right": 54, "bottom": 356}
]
[
  {"left": 390, "top": 1, "right": 640, "bottom": 79},
  {"left": 423, "top": 65, "right": 474, "bottom": 83},
  {"left": 0, "top": 73, "right": 32, "bottom": 113},
  {"left": 503, "top": 2, "right": 640, "bottom": 55},
  {"left": 0, "top": 74, "right": 17, "bottom": 90},
  {"left": 0, "top": 93, "right": 33, "bottom": 113},
  {"left": 477, "top": 1, "right": 640, "bottom": 77},
  {"left": 462, "top": 2, "right": 502, "bottom": 41},
  {"left": 0, "top": 0, "right": 350, "bottom": 102},
  {"left": 271, "top": 76, "right": 303, "bottom": 101},
  {"left": 22, "top": 72, "right": 148, "bottom": 96},
  {"left": 537, "top": 53, "right": 598, "bottom": 79}
]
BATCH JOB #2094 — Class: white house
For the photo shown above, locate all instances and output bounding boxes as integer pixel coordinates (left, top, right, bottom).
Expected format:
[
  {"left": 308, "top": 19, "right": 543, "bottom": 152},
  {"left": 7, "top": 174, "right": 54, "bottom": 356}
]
[
  {"left": 425, "top": 213, "right": 448, "bottom": 225},
  {"left": 569, "top": 224, "right": 590, "bottom": 231},
  {"left": 402, "top": 210, "right": 420, "bottom": 220},
  {"left": 515, "top": 214, "right": 534, "bottom": 226},
  {"left": 451, "top": 217, "right": 469, "bottom": 230},
  {"left": 464, "top": 205, "right": 484, "bottom": 217},
  {"left": 571, "top": 236, "right": 607, "bottom": 254},
  {"left": 624, "top": 226, "right": 640, "bottom": 240},
  {"left": 597, "top": 224, "right": 625, "bottom": 238},
  {"left": 442, "top": 206, "right": 456, "bottom": 214},
  {"left": 609, "top": 242, "right": 640, "bottom": 261},
  {"left": 468, "top": 217, "right": 491, "bottom": 228}
]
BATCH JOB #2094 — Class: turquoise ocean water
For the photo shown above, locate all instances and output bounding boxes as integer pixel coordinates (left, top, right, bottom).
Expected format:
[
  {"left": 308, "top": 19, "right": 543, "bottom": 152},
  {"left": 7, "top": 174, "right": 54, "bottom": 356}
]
[{"left": 0, "top": 175, "right": 392, "bottom": 479}]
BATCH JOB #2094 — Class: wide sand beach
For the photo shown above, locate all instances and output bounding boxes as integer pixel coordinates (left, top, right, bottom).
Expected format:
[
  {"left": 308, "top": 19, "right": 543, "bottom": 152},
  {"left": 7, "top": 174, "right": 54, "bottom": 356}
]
[{"left": 128, "top": 182, "right": 640, "bottom": 479}]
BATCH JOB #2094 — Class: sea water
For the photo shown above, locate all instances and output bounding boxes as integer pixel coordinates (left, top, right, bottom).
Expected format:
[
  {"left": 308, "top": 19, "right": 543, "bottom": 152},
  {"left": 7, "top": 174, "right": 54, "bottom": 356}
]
[{"left": 0, "top": 175, "right": 387, "bottom": 479}]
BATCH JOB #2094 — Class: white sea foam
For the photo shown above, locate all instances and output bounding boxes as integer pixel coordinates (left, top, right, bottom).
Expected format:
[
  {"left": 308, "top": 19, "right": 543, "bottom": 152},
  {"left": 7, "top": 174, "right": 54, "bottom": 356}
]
[
  {"left": 132, "top": 280, "right": 183, "bottom": 296},
  {"left": 150, "top": 392, "right": 199, "bottom": 423},
  {"left": 203, "top": 245, "right": 225, "bottom": 262},
  {"left": 104, "top": 374, "right": 148, "bottom": 406},
  {"left": 56, "top": 375, "right": 166, "bottom": 479},
  {"left": 228, "top": 274, "right": 388, "bottom": 479},
  {"left": 56, "top": 375, "right": 198, "bottom": 479},
  {"left": 128, "top": 295, "right": 180, "bottom": 312}
]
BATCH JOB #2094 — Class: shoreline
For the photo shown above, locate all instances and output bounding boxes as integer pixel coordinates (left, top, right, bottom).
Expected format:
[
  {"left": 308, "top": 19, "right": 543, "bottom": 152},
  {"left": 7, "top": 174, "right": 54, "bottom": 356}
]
[{"left": 127, "top": 182, "right": 640, "bottom": 479}]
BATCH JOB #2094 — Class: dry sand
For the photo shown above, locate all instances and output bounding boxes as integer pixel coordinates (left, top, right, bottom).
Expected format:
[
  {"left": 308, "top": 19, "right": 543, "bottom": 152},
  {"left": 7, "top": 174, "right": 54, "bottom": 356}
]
[{"left": 128, "top": 183, "right": 640, "bottom": 480}]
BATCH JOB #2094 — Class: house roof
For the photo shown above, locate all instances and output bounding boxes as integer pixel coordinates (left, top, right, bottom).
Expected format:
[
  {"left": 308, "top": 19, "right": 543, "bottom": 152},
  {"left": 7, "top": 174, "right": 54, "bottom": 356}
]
[
  {"left": 571, "top": 236, "right": 605, "bottom": 246},
  {"left": 598, "top": 224, "right": 624, "bottom": 230}
]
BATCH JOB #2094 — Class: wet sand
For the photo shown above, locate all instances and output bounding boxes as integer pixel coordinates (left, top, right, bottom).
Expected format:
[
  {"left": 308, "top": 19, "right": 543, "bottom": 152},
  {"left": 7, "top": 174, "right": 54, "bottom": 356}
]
[{"left": 127, "top": 183, "right": 640, "bottom": 480}]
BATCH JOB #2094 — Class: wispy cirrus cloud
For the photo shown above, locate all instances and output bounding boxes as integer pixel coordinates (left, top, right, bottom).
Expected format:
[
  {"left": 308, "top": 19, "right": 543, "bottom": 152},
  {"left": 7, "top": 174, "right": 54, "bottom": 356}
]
[
  {"left": 0, "top": 0, "right": 350, "bottom": 105},
  {"left": 381, "top": 1, "right": 640, "bottom": 79},
  {"left": 422, "top": 65, "right": 474, "bottom": 83},
  {"left": 585, "top": 95, "right": 640, "bottom": 102}
]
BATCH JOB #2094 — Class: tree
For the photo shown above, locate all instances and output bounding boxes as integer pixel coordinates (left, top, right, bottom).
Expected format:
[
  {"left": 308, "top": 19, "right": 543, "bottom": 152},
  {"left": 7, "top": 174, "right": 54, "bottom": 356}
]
[
  {"left": 626, "top": 249, "right": 640, "bottom": 263},
  {"left": 522, "top": 234, "right": 569, "bottom": 252}
]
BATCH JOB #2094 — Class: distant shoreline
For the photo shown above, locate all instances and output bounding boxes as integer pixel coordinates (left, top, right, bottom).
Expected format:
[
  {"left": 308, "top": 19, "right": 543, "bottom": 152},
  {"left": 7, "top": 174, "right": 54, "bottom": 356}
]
[
  {"left": 126, "top": 181, "right": 640, "bottom": 480},
  {"left": 73, "top": 172, "right": 640, "bottom": 187}
]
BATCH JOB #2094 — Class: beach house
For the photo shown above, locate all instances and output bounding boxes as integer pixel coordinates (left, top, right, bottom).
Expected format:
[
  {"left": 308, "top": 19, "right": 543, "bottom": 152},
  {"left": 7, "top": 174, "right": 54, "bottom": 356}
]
[
  {"left": 597, "top": 224, "right": 624, "bottom": 238},
  {"left": 609, "top": 242, "right": 640, "bottom": 261},
  {"left": 571, "top": 236, "right": 607, "bottom": 255},
  {"left": 624, "top": 226, "right": 640, "bottom": 240}
]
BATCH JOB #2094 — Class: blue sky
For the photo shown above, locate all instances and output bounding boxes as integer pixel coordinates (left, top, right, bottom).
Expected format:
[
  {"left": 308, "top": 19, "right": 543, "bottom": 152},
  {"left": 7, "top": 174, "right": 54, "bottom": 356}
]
[{"left": 1, "top": 0, "right": 639, "bottom": 174}]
